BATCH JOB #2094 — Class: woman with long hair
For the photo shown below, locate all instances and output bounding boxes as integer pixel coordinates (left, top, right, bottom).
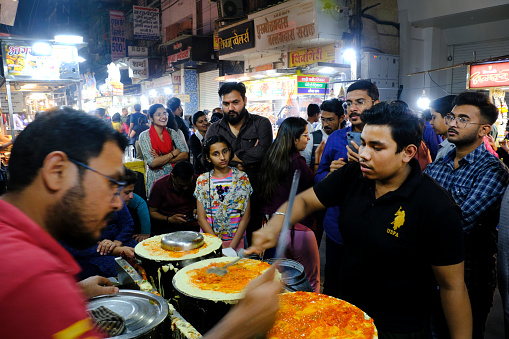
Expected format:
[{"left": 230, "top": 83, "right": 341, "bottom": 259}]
[
  {"left": 258, "top": 117, "right": 319, "bottom": 292},
  {"left": 111, "top": 113, "right": 122, "bottom": 132},
  {"left": 189, "top": 111, "right": 210, "bottom": 174},
  {"left": 138, "top": 104, "right": 189, "bottom": 194}
]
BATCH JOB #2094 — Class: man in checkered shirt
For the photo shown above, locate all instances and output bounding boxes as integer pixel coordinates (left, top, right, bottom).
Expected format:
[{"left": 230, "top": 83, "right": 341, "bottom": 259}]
[{"left": 425, "top": 91, "right": 509, "bottom": 339}]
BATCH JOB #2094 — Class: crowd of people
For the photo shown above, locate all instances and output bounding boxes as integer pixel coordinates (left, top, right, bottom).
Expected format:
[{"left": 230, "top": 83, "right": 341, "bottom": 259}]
[{"left": 2, "top": 78, "right": 509, "bottom": 339}]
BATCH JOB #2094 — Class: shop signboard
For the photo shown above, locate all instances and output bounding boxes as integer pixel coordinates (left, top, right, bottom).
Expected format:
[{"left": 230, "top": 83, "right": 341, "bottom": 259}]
[
  {"left": 128, "top": 46, "right": 148, "bottom": 57},
  {"left": 253, "top": 1, "right": 317, "bottom": 51},
  {"left": 1, "top": 91, "right": 23, "bottom": 112},
  {"left": 143, "top": 76, "right": 172, "bottom": 91},
  {"left": 129, "top": 58, "right": 149, "bottom": 79},
  {"left": 297, "top": 75, "right": 329, "bottom": 95},
  {"left": 2, "top": 44, "right": 79, "bottom": 80},
  {"left": 173, "top": 94, "right": 190, "bottom": 103},
  {"left": 133, "top": 6, "right": 160, "bottom": 41},
  {"left": 297, "top": 75, "right": 329, "bottom": 83},
  {"left": 123, "top": 84, "right": 142, "bottom": 96},
  {"left": 297, "top": 82, "right": 326, "bottom": 89},
  {"left": 110, "top": 10, "right": 126, "bottom": 62},
  {"left": 289, "top": 44, "right": 336, "bottom": 68},
  {"left": 168, "top": 40, "right": 192, "bottom": 68},
  {"left": 468, "top": 62, "right": 509, "bottom": 89},
  {"left": 297, "top": 87, "right": 329, "bottom": 94},
  {"left": 218, "top": 21, "right": 255, "bottom": 56}
]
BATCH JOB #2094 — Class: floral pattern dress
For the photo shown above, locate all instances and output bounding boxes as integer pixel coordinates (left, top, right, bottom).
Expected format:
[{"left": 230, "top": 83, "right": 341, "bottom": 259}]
[
  {"left": 194, "top": 167, "right": 252, "bottom": 241},
  {"left": 138, "top": 128, "right": 188, "bottom": 195}
]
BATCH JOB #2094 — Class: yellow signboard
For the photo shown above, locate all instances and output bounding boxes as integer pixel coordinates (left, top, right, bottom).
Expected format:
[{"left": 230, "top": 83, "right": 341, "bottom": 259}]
[{"left": 289, "top": 44, "right": 336, "bottom": 68}]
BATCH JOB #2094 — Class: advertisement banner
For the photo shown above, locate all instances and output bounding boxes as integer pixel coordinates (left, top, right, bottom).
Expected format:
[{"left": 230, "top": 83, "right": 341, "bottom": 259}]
[
  {"left": 297, "top": 75, "right": 329, "bottom": 83},
  {"left": 297, "top": 82, "right": 326, "bottom": 89},
  {"left": 4, "top": 44, "right": 78, "bottom": 80},
  {"left": 218, "top": 21, "right": 255, "bottom": 55},
  {"left": 129, "top": 58, "right": 149, "bottom": 79},
  {"left": 133, "top": 6, "right": 160, "bottom": 41},
  {"left": 468, "top": 62, "right": 509, "bottom": 89},
  {"left": 110, "top": 10, "right": 126, "bottom": 62},
  {"left": 290, "top": 44, "right": 336, "bottom": 68},
  {"left": 254, "top": 2, "right": 316, "bottom": 51},
  {"left": 297, "top": 87, "right": 329, "bottom": 95}
]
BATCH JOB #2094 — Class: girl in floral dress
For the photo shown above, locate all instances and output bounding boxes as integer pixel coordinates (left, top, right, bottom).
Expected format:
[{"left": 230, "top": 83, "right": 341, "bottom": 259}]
[{"left": 194, "top": 135, "right": 252, "bottom": 251}]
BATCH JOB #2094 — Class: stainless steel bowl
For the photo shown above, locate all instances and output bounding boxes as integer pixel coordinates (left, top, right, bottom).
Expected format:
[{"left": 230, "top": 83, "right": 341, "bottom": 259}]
[
  {"left": 161, "top": 231, "right": 204, "bottom": 251},
  {"left": 87, "top": 290, "right": 169, "bottom": 339}
]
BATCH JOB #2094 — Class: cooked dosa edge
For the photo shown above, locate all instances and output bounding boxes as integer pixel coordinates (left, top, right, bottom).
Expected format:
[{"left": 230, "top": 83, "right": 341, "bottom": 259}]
[{"left": 173, "top": 257, "right": 281, "bottom": 301}]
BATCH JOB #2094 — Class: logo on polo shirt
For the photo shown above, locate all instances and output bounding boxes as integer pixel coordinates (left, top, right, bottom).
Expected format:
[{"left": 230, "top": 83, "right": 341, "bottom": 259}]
[{"left": 387, "top": 206, "right": 405, "bottom": 238}]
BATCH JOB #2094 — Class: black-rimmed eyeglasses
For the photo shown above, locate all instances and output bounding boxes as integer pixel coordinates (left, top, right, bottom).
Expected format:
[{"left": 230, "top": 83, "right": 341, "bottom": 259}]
[{"left": 68, "top": 158, "right": 126, "bottom": 199}]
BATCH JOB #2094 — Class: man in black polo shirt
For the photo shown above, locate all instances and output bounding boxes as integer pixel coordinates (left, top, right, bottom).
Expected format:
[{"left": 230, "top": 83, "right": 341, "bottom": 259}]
[{"left": 246, "top": 102, "right": 472, "bottom": 338}]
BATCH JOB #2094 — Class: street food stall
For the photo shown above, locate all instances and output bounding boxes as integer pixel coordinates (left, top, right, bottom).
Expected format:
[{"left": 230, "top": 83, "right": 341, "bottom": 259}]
[
  {"left": 95, "top": 230, "right": 378, "bottom": 338},
  {"left": 466, "top": 58, "right": 509, "bottom": 140},
  {"left": 0, "top": 37, "right": 83, "bottom": 140}
]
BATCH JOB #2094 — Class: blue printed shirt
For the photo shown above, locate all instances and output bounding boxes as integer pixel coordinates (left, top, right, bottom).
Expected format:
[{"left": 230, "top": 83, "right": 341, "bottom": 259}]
[{"left": 425, "top": 142, "right": 509, "bottom": 233}]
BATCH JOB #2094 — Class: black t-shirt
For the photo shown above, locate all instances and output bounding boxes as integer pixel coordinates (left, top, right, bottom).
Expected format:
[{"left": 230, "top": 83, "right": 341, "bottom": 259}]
[
  {"left": 130, "top": 112, "right": 145, "bottom": 128},
  {"left": 132, "top": 124, "right": 149, "bottom": 142},
  {"left": 313, "top": 159, "right": 464, "bottom": 333}
]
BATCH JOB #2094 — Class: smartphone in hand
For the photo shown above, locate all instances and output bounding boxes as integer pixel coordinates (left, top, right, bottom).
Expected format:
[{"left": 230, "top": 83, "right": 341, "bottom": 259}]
[{"left": 347, "top": 131, "right": 362, "bottom": 154}]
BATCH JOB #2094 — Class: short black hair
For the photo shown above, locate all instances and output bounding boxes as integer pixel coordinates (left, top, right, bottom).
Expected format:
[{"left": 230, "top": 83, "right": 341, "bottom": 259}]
[
  {"left": 360, "top": 102, "right": 422, "bottom": 154},
  {"left": 138, "top": 115, "right": 148, "bottom": 125},
  {"left": 172, "top": 161, "right": 194, "bottom": 181},
  {"left": 422, "top": 109, "right": 432, "bottom": 121},
  {"left": 7, "top": 107, "right": 128, "bottom": 192},
  {"left": 122, "top": 167, "right": 138, "bottom": 186},
  {"left": 192, "top": 111, "right": 206, "bottom": 125},
  {"left": 112, "top": 113, "right": 121, "bottom": 122},
  {"left": 96, "top": 108, "right": 106, "bottom": 117},
  {"left": 134, "top": 104, "right": 141, "bottom": 112},
  {"left": 452, "top": 92, "right": 499, "bottom": 125},
  {"left": 218, "top": 82, "right": 246, "bottom": 100},
  {"left": 320, "top": 98, "right": 345, "bottom": 117},
  {"left": 307, "top": 104, "right": 320, "bottom": 117},
  {"left": 210, "top": 112, "right": 223, "bottom": 123},
  {"left": 347, "top": 80, "right": 379, "bottom": 101},
  {"left": 167, "top": 97, "right": 181, "bottom": 113},
  {"left": 429, "top": 95, "right": 456, "bottom": 118}
]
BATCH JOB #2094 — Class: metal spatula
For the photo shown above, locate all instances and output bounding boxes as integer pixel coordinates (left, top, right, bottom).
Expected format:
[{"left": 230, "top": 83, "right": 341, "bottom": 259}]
[
  {"left": 275, "top": 170, "right": 301, "bottom": 259},
  {"left": 207, "top": 249, "right": 246, "bottom": 276}
]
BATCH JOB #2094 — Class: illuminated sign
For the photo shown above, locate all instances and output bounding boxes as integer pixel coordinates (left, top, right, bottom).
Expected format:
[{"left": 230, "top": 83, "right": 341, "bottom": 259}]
[{"left": 468, "top": 62, "right": 509, "bottom": 89}]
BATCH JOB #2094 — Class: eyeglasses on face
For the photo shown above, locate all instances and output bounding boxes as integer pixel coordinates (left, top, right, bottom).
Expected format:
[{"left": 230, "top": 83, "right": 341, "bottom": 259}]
[
  {"left": 342, "top": 99, "right": 375, "bottom": 110},
  {"left": 68, "top": 158, "right": 126, "bottom": 199},
  {"left": 320, "top": 117, "right": 337, "bottom": 123},
  {"left": 153, "top": 112, "right": 169, "bottom": 118},
  {"left": 444, "top": 115, "right": 486, "bottom": 129}
]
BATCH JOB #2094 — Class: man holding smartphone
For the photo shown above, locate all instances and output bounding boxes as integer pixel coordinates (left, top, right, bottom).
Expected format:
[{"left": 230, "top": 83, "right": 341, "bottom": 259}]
[
  {"left": 315, "top": 80, "right": 379, "bottom": 297},
  {"left": 148, "top": 161, "right": 199, "bottom": 234}
]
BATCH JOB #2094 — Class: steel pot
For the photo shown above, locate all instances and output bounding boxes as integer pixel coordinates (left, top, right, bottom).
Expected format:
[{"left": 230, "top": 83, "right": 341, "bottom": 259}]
[
  {"left": 265, "top": 258, "right": 313, "bottom": 292},
  {"left": 87, "top": 290, "right": 169, "bottom": 339}
]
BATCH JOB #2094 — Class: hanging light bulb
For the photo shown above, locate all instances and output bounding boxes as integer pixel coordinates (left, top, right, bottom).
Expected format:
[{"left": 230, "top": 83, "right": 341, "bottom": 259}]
[{"left": 417, "top": 89, "right": 430, "bottom": 110}]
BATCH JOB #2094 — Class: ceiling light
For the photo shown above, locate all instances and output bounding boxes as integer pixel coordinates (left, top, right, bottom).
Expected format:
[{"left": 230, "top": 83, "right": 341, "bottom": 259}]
[
  {"left": 318, "top": 67, "right": 335, "bottom": 74},
  {"left": 343, "top": 48, "right": 356, "bottom": 63},
  {"left": 417, "top": 90, "right": 430, "bottom": 110},
  {"left": 164, "top": 87, "right": 172, "bottom": 95},
  {"left": 32, "top": 42, "right": 52, "bottom": 56},
  {"left": 149, "top": 89, "right": 157, "bottom": 97},
  {"left": 54, "top": 35, "right": 84, "bottom": 44}
]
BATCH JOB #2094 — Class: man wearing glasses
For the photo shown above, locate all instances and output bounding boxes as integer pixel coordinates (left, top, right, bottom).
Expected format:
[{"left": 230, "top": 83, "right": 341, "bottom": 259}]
[
  {"left": 425, "top": 91, "right": 509, "bottom": 339},
  {"left": 314, "top": 80, "right": 379, "bottom": 298}
]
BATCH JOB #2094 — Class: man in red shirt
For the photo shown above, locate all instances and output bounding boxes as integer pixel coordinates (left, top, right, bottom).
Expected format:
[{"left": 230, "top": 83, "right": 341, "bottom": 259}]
[{"left": 0, "top": 108, "right": 280, "bottom": 339}]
